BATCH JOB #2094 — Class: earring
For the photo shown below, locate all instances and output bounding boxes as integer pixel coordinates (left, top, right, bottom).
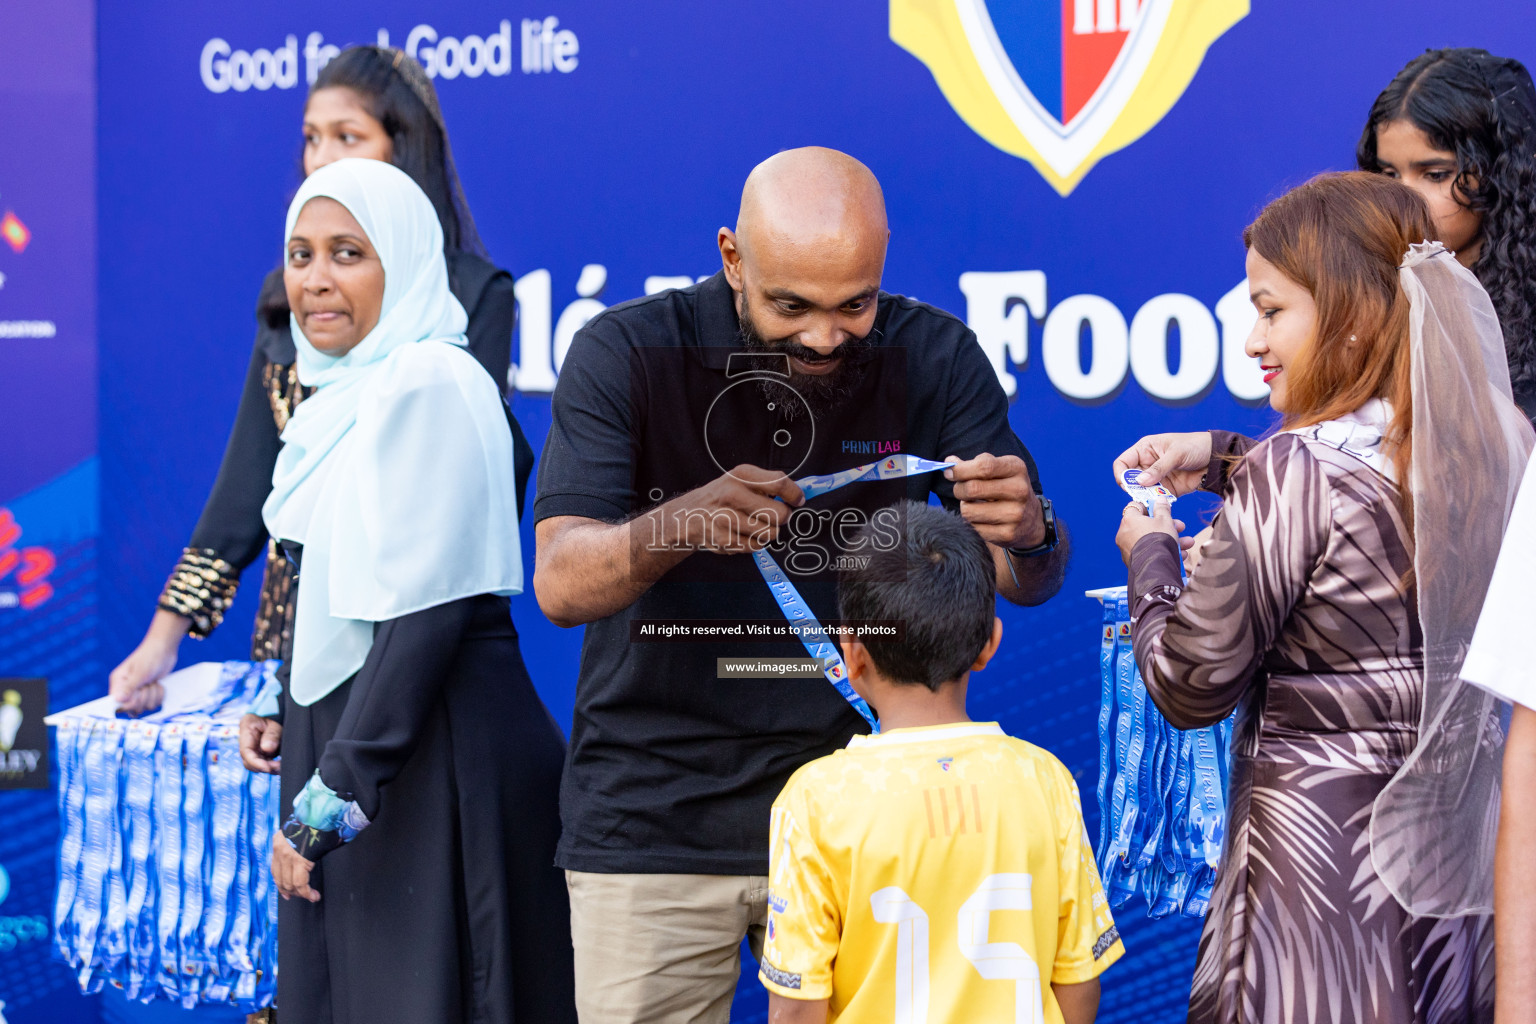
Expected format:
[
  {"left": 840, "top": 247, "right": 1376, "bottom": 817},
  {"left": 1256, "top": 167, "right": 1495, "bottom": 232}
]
[{"left": 1349, "top": 334, "right": 1357, "bottom": 341}]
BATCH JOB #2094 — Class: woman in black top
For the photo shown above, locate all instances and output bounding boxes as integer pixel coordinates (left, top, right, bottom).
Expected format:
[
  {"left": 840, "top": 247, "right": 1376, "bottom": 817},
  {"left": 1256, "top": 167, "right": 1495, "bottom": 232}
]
[{"left": 109, "top": 46, "right": 529, "bottom": 711}]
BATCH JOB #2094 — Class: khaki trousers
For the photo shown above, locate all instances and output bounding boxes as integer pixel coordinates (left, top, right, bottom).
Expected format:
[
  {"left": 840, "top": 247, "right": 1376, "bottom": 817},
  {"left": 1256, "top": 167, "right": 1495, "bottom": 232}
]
[{"left": 566, "top": 870, "right": 770, "bottom": 1024}]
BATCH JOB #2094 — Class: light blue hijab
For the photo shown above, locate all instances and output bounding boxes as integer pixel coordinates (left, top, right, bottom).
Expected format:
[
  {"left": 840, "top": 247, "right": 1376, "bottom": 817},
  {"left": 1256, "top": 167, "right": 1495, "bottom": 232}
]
[{"left": 262, "top": 159, "right": 522, "bottom": 706}]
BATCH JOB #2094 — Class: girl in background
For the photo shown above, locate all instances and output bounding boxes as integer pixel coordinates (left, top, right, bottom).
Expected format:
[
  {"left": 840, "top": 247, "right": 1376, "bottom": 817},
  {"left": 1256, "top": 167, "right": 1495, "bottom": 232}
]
[{"left": 1358, "top": 47, "right": 1536, "bottom": 423}]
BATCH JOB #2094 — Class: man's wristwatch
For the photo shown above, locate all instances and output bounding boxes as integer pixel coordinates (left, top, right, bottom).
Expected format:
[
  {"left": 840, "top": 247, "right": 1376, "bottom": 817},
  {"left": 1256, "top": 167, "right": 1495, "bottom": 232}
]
[{"left": 1006, "top": 497, "right": 1058, "bottom": 558}]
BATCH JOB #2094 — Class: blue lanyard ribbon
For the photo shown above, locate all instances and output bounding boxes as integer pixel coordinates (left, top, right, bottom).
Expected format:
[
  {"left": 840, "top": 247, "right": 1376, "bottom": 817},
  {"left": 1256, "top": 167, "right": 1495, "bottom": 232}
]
[
  {"left": 54, "top": 719, "right": 87, "bottom": 967},
  {"left": 50, "top": 661, "right": 282, "bottom": 1011},
  {"left": 176, "top": 723, "right": 211, "bottom": 1003},
  {"left": 77, "top": 719, "right": 123, "bottom": 990},
  {"left": 122, "top": 720, "right": 159, "bottom": 998},
  {"left": 202, "top": 724, "right": 244, "bottom": 1000},
  {"left": 153, "top": 724, "right": 186, "bottom": 999},
  {"left": 753, "top": 454, "right": 952, "bottom": 733},
  {"left": 1089, "top": 587, "right": 1233, "bottom": 920}
]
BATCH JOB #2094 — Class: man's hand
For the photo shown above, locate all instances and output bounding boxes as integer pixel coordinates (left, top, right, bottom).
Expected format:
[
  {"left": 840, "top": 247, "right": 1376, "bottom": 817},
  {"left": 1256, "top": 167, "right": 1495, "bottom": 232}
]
[
  {"left": 271, "top": 831, "right": 320, "bottom": 903},
  {"left": 659, "top": 465, "right": 805, "bottom": 554},
  {"left": 1112, "top": 432, "right": 1214, "bottom": 497},
  {"left": 1116, "top": 500, "right": 1184, "bottom": 566},
  {"left": 535, "top": 464, "right": 805, "bottom": 628},
  {"left": 944, "top": 453, "right": 1043, "bottom": 548},
  {"left": 239, "top": 714, "right": 282, "bottom": 774}
]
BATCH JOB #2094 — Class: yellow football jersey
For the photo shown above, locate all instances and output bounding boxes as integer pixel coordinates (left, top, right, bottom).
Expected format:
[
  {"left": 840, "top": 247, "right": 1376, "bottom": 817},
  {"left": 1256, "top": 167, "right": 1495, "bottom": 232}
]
[{"left": 760, "top": 722, "right": 1123, "bottom": 1023}]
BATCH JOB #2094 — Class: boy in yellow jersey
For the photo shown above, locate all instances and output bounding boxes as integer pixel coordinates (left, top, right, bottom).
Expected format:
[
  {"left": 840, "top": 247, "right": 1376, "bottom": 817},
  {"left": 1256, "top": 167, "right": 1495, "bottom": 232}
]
[{"left": 760, "top": 501, "right": 1123, "bottom": 1024}]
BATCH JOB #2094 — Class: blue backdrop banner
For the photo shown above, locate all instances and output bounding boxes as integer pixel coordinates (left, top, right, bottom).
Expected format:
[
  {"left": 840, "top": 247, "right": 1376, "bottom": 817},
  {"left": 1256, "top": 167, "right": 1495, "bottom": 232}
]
[
  {"left": 3, "top": 1, "right": 1531, "bottom": 1021},
  {"left": 0, "top": 2, "right": 97, "bottom": 1022}
]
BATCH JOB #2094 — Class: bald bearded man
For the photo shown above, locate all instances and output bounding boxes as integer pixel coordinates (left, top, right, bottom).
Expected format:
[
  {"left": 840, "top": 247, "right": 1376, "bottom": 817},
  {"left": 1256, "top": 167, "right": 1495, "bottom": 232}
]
[{"left": 534, "top": 148, "right": 1068, "bottom": 1022}]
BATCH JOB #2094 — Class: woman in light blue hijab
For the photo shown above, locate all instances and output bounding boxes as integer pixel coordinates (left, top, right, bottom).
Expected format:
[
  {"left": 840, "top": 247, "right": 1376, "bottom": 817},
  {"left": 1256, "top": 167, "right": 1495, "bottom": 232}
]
[{"left": 258, "top": 159, "right": 575, "bottom": 1024}]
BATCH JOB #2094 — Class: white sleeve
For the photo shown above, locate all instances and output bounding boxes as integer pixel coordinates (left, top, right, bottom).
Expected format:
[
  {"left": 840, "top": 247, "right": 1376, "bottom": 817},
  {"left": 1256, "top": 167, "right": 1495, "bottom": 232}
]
[{"left": 1462, "top": 454, "right": 1536, "bottom": 708}]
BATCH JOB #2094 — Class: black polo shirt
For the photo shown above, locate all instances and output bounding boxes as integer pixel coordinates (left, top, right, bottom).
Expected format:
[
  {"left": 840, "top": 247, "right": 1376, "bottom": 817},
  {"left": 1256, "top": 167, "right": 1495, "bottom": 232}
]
[{"left": 536, "top": 271, "right": 1042, "bottom": 875}]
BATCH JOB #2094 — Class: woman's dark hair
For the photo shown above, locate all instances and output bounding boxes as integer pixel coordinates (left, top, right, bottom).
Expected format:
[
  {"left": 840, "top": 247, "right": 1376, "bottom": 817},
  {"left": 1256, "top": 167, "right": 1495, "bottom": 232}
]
[
  {"left": 837, "top": 501, "right": 996, "bottom": 691},
  {"left": 1358, "top": 48, "right": 1536, "bottom": 400},
  {"left": 262, "top": 47, "right": 485, "bottom": 328},
  {"left": 311, "top": 46, "right": 483, "bottom": 256}
]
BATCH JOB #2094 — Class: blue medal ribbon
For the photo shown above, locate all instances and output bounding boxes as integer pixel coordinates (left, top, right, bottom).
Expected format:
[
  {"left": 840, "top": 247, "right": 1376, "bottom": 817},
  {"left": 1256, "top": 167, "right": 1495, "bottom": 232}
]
[
  {"left": 77, "top": 719, "right": 123, "bottom": 991},
  {"left": 101, "top": 729, "right": 131, "bottom": 975},
  {"left": 225, "top": 758, "right": 255, "bottom": 980},
  {"left": 1109, "top": 602, "right": 1143, "bottom": 882},
  {"left": 1095, "top": 603, "right": 1118, "bottom": 858},
  {"left": 202, "top": 725, "right": 244, "bottom": 996},
  {"left": 176, "top": 723, "right": 211, "bottom": 1005},
  {"left": 246, "top": 664, "right": 281, "bottom": 719},
  {"left": 54, "top": 719, "right": 87, "bottom": 967},
  {"left": 122, "top": 721, "right": 160, "bottom": 998},
  {"left": 51, "top": 661, "right": 282, "bottom": 1010},
  {"left": 1090, "top": 586, "right": 1235, "bottom": 919},
  {"left": 754, "top": 455, "right": 953, "bottom": 732},
  {"left": 153, "top": 724, "right": 186, "bottom": 999}
]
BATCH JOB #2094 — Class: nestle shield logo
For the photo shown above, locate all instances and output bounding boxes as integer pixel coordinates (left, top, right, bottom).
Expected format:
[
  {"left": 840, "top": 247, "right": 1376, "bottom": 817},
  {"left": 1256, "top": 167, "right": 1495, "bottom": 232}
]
[{"left": 891, "top": 0, "right": 1247, "bottom": 194}]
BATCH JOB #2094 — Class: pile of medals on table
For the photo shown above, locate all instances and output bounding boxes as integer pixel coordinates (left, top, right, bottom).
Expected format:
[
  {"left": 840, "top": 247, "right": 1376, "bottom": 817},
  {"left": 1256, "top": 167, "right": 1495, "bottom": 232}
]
[
  {"left": 52, "top": 661, "right": 280, "bottom": 1012},
  {"left": 1091, "top": 588, "right": 1233, "bottom": 919}
]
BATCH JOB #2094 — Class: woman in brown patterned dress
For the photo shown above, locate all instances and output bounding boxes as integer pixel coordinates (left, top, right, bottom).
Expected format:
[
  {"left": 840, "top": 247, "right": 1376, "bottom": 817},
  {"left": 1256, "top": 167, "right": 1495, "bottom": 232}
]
[
  {"left": 106, "top": 47, "right": 527, "bottom": 712},
  {"left": 1114, "top": 173, "right": 1531, "bottom": 1023}
]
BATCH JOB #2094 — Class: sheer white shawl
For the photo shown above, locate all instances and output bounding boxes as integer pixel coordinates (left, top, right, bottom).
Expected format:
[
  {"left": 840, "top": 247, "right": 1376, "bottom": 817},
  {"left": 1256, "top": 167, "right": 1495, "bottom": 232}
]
[{"left": 1370, "top": 242, "right": 1535, "bottom": 917}]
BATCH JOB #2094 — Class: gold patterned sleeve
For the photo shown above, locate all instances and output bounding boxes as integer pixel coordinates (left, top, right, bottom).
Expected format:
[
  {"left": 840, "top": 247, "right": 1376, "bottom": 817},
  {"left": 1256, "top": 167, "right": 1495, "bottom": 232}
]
[
  {"left": 166, "top": 349, "right": 307, "bottom": 644},
  {"left": 158, "top": 547, "right": 241, "bottom": 638}
]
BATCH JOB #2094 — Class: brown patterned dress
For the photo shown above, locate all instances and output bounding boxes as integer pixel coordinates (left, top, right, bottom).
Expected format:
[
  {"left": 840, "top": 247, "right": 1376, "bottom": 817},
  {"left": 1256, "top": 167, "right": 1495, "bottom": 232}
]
[{"left": 1127, "top": 423, "right": 1494, "bottom": 1024}]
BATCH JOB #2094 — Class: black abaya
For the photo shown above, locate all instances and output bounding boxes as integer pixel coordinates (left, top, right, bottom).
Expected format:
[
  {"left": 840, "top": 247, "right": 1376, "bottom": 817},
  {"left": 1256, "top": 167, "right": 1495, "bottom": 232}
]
[{"left": 276, "top": 592, "right": 575, "bottom": 1024}]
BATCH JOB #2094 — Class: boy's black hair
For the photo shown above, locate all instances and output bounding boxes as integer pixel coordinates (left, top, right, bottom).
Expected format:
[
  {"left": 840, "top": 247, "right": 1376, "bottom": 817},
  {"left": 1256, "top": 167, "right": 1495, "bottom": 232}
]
[{"left": 837, "top": 501, "right": 996, "bottom": 691}]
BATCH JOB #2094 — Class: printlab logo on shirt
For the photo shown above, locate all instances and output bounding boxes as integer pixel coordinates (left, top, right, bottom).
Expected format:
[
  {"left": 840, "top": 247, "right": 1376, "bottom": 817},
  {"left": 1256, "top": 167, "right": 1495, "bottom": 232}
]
[
  {"left": 842, "top": 439, "right": 902, "bottom": 456},
  {"left": 0, "top": 679, "right": 47, "bottom": 790},
  {"left": 890, "top": 0, "right": 1247, "bottom": 194}
]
